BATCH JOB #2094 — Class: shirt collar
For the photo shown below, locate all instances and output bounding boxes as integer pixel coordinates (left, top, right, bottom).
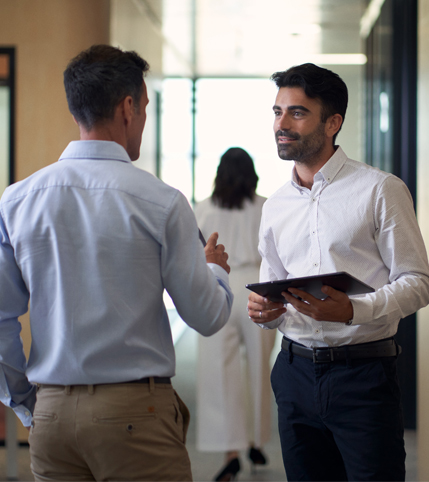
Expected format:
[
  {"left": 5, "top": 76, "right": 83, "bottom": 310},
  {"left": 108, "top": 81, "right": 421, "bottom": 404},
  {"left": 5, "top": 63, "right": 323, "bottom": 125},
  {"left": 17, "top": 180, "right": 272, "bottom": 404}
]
[
  {"left": 318, "top": 146, "right": 348, "bottom": 184},
  {"left": 291, "top": 145, "right": 348, "bottom": 189},
  {"left": 58, "top": 140, "right": 132, "bottom": 164}
]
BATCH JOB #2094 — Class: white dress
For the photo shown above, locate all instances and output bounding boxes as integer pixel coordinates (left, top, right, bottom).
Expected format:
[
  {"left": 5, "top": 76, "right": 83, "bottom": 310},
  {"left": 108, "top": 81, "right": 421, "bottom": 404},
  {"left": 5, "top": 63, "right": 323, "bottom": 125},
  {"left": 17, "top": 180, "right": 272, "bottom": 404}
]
[{"left": 194, "top": 195, "right": 277, "bottom": 451}]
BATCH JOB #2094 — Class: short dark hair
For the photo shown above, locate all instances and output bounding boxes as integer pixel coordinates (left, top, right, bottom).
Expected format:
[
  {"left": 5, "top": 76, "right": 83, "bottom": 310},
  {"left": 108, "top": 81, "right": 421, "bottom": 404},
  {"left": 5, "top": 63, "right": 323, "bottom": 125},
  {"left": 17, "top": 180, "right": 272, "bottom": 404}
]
[
  {"left": 212, "top": 147, "right": 259, "bottom": 210},
  {"left": 64, "top": 45, "right": 150, "bottom": 130},
  {"left": 271, "top": 63, "right": 348, "bottom": 143}
]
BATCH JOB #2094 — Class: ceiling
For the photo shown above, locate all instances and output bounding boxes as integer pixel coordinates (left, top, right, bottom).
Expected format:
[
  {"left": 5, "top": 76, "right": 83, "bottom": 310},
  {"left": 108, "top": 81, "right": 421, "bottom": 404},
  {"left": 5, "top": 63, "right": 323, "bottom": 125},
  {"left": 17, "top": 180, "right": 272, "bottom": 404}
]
[{"left": 161, "top": 0, "right": 368, "bottom": 76}]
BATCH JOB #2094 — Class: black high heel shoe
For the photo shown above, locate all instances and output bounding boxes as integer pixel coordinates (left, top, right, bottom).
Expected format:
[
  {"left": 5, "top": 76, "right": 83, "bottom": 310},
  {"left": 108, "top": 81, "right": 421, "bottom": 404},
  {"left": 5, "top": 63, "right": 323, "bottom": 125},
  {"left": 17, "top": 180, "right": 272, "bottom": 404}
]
[
  {"left": 248, "top": 447, "right": 268, "bottom": 472},
  {"left": 213, "top": 457, "right": 241, "bottom": 481}
]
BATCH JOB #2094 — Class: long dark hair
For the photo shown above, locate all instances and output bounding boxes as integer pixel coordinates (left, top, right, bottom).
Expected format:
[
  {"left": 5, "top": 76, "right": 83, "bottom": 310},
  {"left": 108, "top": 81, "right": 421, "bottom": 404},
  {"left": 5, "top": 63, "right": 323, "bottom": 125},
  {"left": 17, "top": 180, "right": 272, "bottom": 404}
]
[{"left": 211, "top": 147, "right": 258, "bottom": 210}]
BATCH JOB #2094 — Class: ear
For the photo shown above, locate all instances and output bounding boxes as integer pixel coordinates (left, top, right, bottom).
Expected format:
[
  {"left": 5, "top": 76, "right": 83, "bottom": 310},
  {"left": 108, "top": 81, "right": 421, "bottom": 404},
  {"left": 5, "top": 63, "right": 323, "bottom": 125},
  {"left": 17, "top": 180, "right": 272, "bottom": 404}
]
[
  {"left": 325, "top": 113, "right": 343, "bottom": 139},
  {"left": 119, "top": 95, "right": 135, "bottom": 126}
]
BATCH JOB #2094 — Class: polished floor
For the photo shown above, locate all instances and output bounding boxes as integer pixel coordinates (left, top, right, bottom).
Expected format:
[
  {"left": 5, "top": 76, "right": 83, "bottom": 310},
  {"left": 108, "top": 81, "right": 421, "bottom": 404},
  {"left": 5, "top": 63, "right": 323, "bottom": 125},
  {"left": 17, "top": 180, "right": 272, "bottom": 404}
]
[
  {"left": 0, "top": 327, "right": 418, "bottom": 481},
  {"left": 174, "top": 329, "right": 286, "bottom": 482}
]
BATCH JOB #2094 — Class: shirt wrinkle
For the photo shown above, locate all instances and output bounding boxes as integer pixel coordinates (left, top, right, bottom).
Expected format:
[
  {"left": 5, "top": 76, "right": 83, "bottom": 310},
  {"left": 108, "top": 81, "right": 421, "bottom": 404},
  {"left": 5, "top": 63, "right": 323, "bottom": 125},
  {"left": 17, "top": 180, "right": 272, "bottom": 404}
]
[
  {"left": 258, "top": 146, "right": 429, "bottom": 348},
  {"left": 0, "top": 140, "right": 233, "bottom": 427},
  {"left": 2, "top": 178, "right": 179, "bottom": 213}
]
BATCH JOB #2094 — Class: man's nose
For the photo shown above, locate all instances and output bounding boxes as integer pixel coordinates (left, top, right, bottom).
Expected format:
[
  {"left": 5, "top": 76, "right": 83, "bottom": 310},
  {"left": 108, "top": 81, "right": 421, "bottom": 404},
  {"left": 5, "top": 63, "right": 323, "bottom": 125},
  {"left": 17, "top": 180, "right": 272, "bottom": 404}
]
[{"left": 277, "top": 114, "right": 291, "bottom": 131}]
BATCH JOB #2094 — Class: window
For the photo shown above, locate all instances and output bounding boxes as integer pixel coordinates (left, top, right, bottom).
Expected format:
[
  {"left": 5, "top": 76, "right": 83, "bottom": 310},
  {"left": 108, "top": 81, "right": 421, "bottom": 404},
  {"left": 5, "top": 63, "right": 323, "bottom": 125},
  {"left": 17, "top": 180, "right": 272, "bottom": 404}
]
[{"left": 161, "top": 77, "right": 293, "bottom": 203}]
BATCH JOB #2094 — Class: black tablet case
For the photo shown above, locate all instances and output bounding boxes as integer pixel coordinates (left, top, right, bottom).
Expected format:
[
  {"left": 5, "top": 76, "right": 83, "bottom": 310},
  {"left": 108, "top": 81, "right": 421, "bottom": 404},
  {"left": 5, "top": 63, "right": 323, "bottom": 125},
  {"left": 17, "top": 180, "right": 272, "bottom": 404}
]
[{"left": 246, "top": 271, "right": 374, "bottom": 303}]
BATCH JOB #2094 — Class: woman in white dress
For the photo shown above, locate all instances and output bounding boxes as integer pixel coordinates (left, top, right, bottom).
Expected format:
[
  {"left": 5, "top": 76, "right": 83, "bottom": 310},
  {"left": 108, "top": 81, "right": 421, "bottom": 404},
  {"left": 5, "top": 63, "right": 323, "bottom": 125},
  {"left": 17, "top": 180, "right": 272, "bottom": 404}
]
[{"left": 194, "top": 148, "right": 277, "bottom": 481}]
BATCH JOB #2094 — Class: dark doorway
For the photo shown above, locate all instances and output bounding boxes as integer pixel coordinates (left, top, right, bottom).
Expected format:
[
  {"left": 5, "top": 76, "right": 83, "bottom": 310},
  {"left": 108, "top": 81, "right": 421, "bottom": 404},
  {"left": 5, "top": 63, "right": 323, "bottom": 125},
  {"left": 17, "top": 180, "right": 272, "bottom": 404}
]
[{"left": 365, "top": 0, "right": 418, "bottom": 429}]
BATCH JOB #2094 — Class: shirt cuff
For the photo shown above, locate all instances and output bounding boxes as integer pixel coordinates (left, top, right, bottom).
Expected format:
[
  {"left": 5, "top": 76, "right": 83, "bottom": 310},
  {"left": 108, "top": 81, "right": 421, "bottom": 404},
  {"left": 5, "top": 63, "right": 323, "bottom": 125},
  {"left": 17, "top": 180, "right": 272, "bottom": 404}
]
[
  {"left": 12, "top": 404, "right": 33, "bottom": 427},
  {"left": 207, "top": 263, "right": 230, "bottom": 286},
  {"left": 349, "top": 297, "right": 374, "bottom": 325},
  {"left": 257, "top": 314, "right": 285, "bottom": 330}
]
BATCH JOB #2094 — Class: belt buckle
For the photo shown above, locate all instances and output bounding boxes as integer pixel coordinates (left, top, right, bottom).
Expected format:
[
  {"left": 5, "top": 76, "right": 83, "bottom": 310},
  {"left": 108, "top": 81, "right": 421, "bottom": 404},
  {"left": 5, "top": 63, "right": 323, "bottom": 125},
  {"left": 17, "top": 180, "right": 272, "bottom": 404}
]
[
  {"left": 312, "top": 347, "right": 335, "bottom": 363},
  {"left": 312, "top": 348, "right": 318, "bottom": 363}
]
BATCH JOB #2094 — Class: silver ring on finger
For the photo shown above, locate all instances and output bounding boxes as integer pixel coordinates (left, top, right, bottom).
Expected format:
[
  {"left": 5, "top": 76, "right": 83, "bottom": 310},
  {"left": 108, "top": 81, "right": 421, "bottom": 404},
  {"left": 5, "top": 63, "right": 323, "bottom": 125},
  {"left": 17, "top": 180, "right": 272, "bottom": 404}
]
[{"left": 259, "top": 311, "right": 262, "bottom": 319}]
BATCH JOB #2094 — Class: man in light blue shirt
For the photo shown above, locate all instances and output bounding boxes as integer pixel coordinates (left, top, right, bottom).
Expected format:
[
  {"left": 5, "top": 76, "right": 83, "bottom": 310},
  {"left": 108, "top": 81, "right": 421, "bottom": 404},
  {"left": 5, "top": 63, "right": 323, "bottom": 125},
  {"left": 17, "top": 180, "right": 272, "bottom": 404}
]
[{"left": 0, "top": 44, "right": 233, "bottom": 481}]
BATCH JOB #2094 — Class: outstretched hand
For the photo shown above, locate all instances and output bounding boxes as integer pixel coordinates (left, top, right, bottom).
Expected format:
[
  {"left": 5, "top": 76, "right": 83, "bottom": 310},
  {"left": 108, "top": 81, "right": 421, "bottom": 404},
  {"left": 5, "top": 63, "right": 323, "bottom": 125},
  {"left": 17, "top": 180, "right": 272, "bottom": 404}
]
[
  {"left": 282, "top": 285, "right": 353, "bottom": 323},
  {"left": 204, "top": 232, "right": 231, "bottom": 274}
]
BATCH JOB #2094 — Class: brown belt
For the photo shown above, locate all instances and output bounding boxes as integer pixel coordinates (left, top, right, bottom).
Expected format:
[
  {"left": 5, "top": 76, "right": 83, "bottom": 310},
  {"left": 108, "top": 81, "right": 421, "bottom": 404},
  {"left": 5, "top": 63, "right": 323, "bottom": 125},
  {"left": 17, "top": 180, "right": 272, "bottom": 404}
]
[
  {"left": 281, "top": 336, "right": 400, "bottom": 363},
  {"left": 38, "top": 376, "right": 171, "bottom": 389}
]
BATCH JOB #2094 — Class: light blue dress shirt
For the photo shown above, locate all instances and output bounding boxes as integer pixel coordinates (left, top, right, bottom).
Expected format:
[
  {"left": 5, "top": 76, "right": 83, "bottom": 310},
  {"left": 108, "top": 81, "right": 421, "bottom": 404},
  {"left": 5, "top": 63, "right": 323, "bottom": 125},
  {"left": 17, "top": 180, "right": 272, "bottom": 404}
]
[{"left": 0, "top": 140, "right": 233, "bottom": 426}]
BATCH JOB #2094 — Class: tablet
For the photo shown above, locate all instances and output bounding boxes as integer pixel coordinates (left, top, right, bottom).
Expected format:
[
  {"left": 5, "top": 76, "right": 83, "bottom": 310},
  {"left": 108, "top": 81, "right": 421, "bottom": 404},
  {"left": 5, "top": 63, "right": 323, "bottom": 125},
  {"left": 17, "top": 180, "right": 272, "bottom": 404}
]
[
  {"left": 198, "top": 229, "right": 207, "bottom": 247},
  {"left": 246, "top": 271, "right": 375, "bottom": 303}
]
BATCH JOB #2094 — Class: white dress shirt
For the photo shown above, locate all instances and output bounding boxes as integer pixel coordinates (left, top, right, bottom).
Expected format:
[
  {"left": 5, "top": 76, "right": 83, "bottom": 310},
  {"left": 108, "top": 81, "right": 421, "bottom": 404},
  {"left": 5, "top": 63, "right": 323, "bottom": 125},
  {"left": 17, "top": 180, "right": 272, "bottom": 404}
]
[
  {"left": 0, "top": 140, "right": 233, "bottom": 426},
  {"left": 259, "top": 146, "right": 429, "bottom": 348}
]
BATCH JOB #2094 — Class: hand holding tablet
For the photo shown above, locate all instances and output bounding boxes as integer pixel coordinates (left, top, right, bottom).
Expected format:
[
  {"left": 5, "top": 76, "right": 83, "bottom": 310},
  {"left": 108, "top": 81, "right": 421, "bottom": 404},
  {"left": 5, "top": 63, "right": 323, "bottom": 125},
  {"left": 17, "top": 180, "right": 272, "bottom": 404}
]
[{"left": 246, "top": 272, "right": 374, "bottom": 304}]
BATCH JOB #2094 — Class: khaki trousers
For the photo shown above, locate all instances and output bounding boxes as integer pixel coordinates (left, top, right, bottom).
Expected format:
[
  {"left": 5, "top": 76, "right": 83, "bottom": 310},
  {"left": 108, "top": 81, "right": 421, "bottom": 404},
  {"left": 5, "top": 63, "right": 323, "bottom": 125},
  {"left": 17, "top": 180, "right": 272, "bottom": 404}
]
[{"left": 29, "top": 381, "right": 192, "bottom": 481}]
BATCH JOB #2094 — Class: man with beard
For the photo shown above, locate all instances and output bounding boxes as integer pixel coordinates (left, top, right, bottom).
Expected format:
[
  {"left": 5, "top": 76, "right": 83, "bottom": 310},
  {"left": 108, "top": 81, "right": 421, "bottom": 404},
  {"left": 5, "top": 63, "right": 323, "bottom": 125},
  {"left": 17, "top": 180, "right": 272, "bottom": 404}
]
[{"left": 247, "top": 63, "right": 429, "bottom": 481}]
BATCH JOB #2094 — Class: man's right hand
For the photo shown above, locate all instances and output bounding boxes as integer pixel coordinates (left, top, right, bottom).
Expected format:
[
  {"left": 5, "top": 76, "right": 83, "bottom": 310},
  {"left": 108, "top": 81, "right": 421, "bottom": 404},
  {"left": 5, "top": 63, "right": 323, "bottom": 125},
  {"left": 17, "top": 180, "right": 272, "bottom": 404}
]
[
  {"left": 204, "top": 232, "right": 231, "bottom": 274},
  {"left": 247, "top": 291, "right": 286, "bottom": 323}
]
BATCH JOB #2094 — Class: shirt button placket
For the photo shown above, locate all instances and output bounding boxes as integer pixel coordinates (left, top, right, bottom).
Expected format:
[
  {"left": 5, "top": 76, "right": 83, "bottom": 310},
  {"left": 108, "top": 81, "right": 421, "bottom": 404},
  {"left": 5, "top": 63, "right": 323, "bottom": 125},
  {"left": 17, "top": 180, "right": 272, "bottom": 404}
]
[{"left": 309, "top": 194, "right": 320, "bottom": 274}]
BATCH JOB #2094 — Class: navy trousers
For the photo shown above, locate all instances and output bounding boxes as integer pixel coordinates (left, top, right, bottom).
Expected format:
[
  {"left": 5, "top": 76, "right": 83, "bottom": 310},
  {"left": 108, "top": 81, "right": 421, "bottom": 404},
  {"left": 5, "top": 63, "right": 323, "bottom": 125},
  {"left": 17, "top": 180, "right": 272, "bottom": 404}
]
[{"left": 271, "top": 343, "right": 405, "bottom": 481}]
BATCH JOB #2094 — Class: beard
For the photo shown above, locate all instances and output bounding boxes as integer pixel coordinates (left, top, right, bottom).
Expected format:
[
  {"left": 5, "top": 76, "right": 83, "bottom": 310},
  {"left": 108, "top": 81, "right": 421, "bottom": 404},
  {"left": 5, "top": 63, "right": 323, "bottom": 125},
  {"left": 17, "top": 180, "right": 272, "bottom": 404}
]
[{"left": 276, "top": 122, "right": 326, "bottom": 167}]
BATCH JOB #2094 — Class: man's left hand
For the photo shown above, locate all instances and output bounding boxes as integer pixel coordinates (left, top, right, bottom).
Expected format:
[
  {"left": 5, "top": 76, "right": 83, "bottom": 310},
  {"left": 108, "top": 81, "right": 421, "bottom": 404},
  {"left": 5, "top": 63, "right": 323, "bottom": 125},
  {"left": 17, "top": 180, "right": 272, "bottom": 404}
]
[{"left": 282, "top": 285, "right": 353, "bottom": 323}]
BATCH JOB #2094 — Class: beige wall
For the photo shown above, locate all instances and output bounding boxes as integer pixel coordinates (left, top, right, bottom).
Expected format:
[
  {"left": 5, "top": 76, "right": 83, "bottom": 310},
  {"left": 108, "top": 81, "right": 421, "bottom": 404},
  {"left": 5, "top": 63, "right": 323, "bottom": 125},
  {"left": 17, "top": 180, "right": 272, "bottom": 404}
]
[
  {"left": 0, "top": 0, "right": 110, "bottom": 440},
  {"left": 0, "top": 0, "right": 110, "bottom": 181},
  {"left": 418, "top": 1, "right": 429, "bottom": 479}
]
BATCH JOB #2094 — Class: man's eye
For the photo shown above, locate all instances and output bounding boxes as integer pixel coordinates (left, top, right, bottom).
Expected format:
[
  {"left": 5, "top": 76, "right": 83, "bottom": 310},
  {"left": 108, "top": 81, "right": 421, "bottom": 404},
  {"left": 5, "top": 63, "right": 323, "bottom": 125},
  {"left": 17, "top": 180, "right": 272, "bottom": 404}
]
[
  {"left": 293, "top": 111, "right": 303, "bottom": 117},
  {"left": 274, "top": 111, "right": 281, "bottom": 116}
]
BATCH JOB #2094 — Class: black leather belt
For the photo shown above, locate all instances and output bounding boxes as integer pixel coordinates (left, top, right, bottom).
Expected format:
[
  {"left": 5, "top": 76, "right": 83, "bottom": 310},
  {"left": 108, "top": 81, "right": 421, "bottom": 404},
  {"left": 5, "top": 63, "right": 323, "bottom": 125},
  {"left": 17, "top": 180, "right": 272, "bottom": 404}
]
[
  {"left": 38, "top": 377, "right": 171, "bottom": 389},
  {"left": 281, "top": 337, "right": 400, "bottom": 363}
]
